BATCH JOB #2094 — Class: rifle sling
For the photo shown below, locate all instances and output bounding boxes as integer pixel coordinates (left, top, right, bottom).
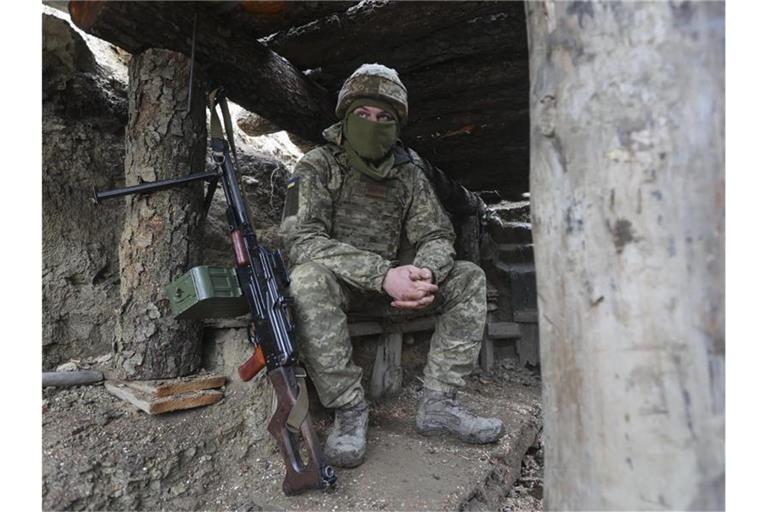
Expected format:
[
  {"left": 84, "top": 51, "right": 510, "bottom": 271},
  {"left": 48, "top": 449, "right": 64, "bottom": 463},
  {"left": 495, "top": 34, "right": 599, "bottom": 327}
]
[
  {"left": 286, "top": 367, "right": 309, "bottom": 434},
  {"left": 207, "top": 88, "right": 240, "bottom": 170}
]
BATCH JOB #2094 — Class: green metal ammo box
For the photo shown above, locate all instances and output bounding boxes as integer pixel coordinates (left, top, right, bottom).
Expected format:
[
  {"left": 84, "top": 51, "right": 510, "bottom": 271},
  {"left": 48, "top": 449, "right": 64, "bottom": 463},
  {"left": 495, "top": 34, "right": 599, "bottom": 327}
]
[{"left": 165, "top": 266, "right": 249, "bottom": 320}]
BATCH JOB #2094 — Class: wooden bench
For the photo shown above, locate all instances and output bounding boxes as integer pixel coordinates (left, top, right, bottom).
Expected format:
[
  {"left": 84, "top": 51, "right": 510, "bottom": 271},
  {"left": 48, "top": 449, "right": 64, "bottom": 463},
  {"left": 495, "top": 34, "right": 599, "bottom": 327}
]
[
  {"left": 348, "top": 310, "right": 529, "bottom": 398},
  {"left": 206, "top": 309, "right": 524, "bottom": 400},
  {"left": 348, "top": 316, "right": 436, "bottom": 400}
]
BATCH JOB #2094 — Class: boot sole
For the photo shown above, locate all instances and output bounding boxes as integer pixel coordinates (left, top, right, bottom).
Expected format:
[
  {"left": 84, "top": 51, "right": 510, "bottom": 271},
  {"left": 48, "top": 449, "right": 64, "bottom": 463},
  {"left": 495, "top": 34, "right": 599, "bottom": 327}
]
[
  {"left": 326, "top": 454, "right": 366, "bottom": 468},
  {"left": 415, "top": 424, "right": 504, "bottom": 444}
]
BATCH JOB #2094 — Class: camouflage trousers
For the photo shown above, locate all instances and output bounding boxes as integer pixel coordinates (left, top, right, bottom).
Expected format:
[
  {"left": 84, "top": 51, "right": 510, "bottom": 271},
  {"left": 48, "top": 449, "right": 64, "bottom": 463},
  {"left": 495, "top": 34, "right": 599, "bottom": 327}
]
[{"left": 289, "top": 260, "right": 487, "bottom": 409}]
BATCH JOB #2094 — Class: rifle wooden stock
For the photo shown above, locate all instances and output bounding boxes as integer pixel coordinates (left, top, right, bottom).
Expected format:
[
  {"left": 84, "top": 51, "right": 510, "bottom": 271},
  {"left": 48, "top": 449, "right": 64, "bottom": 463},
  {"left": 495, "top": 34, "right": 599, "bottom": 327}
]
[
  {"left": 268, "top": 366, "right": 333, "bottom": 495},
  {"left": 238, "top": 345, "right": 266, "bottom": 382}
]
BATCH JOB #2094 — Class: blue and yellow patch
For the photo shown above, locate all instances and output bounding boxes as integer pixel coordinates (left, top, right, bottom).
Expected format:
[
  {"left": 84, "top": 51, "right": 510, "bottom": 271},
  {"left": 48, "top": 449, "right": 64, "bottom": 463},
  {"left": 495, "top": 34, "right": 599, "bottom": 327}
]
[{"left": 282, "top": 176, "right": 300, "bottom": 218}]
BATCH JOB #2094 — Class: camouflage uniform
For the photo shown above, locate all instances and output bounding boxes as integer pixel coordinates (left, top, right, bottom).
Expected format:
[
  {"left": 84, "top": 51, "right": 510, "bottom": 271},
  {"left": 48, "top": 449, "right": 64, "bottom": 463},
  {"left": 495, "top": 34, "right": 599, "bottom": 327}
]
[{"left": 280, "top": 122, "right": 487, "bottom": 409}]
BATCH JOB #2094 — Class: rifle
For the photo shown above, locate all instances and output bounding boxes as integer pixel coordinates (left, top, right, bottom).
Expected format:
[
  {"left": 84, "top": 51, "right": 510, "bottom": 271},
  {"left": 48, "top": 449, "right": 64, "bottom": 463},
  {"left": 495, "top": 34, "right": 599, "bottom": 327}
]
[{"left": 94, "top": 87, "right": 336, "bottom": 495}]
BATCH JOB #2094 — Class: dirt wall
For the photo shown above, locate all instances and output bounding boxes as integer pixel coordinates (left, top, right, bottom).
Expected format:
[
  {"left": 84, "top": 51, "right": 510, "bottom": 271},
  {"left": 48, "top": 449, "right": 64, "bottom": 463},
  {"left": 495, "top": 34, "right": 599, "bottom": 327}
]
[
  {"left": 42, "top": 12, "right": 291, "bottom": 370},
  {"left": 42, "top": 13, "right": 128, "bottom": 368}
]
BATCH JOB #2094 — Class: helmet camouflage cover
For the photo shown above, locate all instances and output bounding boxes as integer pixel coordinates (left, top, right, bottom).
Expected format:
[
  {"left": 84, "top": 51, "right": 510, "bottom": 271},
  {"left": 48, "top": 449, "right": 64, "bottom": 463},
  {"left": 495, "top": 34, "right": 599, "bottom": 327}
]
[{"left": 335, "top": 63, "right": 409, "bottom": 124}]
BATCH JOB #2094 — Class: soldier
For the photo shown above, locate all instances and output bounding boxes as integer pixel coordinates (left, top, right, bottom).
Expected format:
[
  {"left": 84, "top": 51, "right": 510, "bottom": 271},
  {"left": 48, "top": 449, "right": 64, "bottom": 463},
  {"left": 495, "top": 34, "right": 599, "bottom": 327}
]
[{"left": 279, "top": 63, "right": 504, "bottom": 468}]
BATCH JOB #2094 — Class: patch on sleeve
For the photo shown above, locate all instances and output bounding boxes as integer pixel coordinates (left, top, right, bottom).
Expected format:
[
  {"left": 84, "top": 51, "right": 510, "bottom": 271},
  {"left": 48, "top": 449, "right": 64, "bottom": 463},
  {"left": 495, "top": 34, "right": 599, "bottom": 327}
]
[{"left": 282, "top": 177, "right": 300, "bottom": 219}]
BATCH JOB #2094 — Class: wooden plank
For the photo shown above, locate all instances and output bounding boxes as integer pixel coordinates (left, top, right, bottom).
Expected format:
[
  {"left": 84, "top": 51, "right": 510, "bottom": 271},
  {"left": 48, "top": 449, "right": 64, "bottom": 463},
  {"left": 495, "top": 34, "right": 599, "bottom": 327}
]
[
  {"left": 348, "top": 321, "right": 384, "bottom": 337},
  {"left": 370, "top": 332, "right": 403, "bottom": 400},
  {"left": 513, "top": 309, "right": 539, "bottom": 324},
  {"left": 42, "top": 370, "right": 103, "bottom": 387},
  {"left": 122, "top": 373, "right": 226, "bottom": 398},
  {"left": 487, "top": 321, "right": 521, "bottom": 339},
  {"left": 348, "top": 317, "right": 437, "bottom": 338},
  {"left": 105, "top": 382, "right": 223, "bottom": 415},
  {"left": 390, "top": 317, "right": 436, "bottom": 334}
]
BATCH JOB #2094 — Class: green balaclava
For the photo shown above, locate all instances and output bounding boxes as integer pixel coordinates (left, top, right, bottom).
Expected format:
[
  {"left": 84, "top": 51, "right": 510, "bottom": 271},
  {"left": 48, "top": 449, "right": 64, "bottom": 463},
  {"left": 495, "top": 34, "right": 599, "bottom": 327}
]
[{"left": 342, "top": 98, "right": 400, "bottom": 180}]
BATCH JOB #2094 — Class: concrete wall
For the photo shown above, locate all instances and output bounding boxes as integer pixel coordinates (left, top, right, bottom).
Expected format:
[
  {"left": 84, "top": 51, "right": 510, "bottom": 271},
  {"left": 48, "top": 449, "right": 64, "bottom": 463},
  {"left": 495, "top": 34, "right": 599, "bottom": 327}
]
[{"left": 526, "top": 2, "right": 724, "bottom": 509}]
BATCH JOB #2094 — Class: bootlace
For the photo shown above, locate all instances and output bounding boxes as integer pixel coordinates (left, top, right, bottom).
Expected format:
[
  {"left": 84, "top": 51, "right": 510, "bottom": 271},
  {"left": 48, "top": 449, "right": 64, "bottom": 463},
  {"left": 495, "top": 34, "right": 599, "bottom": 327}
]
[
  {"left": 430, "top": 390, "right": 458, "bottom": 406},
  {"left": 436, "top": 391, "right": 477, "bottom": 418},
  {"left": 338, "top": 402, "right": 366, "bottom": 436}
]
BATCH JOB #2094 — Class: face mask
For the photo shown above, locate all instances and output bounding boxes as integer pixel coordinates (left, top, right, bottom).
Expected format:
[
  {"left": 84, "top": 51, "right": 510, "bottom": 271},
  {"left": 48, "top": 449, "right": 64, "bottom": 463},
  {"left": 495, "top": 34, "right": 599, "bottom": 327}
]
[{"left": 343, "top": 111, "right": 398, "bottom": 160}]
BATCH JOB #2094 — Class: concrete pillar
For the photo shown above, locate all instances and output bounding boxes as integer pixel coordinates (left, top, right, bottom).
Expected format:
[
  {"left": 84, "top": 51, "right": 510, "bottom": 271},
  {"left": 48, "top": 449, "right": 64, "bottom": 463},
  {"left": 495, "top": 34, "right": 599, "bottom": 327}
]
[{"left": 526, "top": 2, "right": 724, "bottom": 509}]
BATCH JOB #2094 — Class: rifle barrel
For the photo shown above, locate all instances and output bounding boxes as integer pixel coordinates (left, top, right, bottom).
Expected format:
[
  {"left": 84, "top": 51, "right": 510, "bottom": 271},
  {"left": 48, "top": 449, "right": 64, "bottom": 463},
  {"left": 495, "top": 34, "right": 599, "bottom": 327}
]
[{"left": 94, "top": 171, "right": 219, "bottom": 202}]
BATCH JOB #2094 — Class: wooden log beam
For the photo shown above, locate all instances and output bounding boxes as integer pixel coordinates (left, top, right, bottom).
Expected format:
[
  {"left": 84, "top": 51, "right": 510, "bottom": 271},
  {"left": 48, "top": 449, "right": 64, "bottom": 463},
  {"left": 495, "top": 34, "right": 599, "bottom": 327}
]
[
  {"left": 220, "top": 1, "right": 357, "bottom": 40},
  {"left": 235, "top": 111, "right": 282, "bottom": 137},
  {"left": 263, "top": 1, "right": 519, "bottom": 72},
  {"left": 269, "top": 5, "right": 530, "bottom": 195},
  {"left": 302, "top": 9, "right": 528, "bottom": 94},
  {"left": 68, "top": 0, "right": 335, "bottom": 143}
]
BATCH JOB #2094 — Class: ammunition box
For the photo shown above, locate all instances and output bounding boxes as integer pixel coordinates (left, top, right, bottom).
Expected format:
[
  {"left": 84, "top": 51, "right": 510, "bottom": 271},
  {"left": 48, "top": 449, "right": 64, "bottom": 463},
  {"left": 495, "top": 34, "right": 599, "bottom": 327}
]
[{"left": 165, "top": 266, "right": 249, "bottom": 320}]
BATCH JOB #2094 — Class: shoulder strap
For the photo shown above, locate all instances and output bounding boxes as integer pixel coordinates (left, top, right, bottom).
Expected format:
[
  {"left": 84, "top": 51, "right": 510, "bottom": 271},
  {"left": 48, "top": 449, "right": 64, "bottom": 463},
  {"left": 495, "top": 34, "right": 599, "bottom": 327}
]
[{"left": 207, "top": 87, "right": 240, "bottom": 170}]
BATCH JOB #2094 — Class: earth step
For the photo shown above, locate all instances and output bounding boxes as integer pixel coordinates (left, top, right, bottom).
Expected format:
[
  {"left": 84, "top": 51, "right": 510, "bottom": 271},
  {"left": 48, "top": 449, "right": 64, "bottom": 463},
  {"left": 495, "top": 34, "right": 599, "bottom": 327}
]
[
  {"left": 488, "top": 221, "right": 532, "bottom": 244},
  {"left": 497, "top": 243, "right": 534, "bottom": 264},
  {"left": 493, "top": 262, "right": 538, "bottom": 312},
  {"left": 259, "top": 382, "right": 542, "bottom": 511}
]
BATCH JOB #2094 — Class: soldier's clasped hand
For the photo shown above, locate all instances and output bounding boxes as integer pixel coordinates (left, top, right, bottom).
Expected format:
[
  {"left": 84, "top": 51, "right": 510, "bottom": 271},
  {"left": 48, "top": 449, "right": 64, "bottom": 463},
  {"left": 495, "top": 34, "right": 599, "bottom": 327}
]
[{"left": 383, "top": 265, "right": 438, "bottom": 310}]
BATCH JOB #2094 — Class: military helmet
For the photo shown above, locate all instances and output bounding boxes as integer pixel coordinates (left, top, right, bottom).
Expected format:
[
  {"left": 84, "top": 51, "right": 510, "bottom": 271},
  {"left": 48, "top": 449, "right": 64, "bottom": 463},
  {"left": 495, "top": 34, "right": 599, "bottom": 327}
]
[{"left": 335, "top": 63, "right": 408, "bottom": 124}]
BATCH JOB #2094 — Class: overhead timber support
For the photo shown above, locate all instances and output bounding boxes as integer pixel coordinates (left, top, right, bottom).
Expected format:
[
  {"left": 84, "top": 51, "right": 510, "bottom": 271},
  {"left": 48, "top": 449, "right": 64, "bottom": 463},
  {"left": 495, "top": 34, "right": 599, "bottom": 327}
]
[
  {"left": 263, "top": 1, "right": 520, "bottom": 73},
  {"left": 263, "top": 0, "right": 531, "bottom": 195},
  {"left": 68, "top": 0, "right": 337, "bottom": 143}
]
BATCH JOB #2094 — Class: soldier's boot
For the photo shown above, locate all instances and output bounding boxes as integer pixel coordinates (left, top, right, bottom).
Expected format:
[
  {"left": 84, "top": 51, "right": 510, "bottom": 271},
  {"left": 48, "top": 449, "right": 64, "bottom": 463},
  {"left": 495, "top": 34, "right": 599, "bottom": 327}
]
[
  {"left": 324, "top": 399, "right": 369, "bottom": 468},
  {"left": 415, "top": 388, "right": 505, "bottom": 444}
]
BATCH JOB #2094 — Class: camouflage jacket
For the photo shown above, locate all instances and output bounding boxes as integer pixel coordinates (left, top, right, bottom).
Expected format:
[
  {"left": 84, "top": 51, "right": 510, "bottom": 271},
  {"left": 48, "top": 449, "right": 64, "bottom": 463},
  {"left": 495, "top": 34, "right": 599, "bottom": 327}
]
[{"left": 280, "top": 122, "right": 456, "bottom": 293}]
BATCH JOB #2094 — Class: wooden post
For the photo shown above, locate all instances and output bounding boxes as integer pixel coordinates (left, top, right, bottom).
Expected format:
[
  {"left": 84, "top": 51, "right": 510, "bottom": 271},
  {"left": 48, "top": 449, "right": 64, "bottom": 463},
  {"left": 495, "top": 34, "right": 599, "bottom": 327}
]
[
  {"left": 527, "top": 2, "right": 724, "bottom": 509},
  {"left": 114, "top": 48, "right": 207, "bottom": 380},
  {"left": 370, "top": 332, "right": 403, "bottom": 400},
  {"left": 479, "top": 323, "right": 494, "bottom": 372}
]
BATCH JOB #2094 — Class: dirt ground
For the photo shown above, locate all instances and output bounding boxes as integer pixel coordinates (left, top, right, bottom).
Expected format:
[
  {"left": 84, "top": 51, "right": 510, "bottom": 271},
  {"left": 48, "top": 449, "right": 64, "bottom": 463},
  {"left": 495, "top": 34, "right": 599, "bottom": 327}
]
[
  {"left": 499, "top": 437, "right": 543, "bottom": 512},
  {"left": 43, "top": 345, "right": 542, "bottom": 511}
]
